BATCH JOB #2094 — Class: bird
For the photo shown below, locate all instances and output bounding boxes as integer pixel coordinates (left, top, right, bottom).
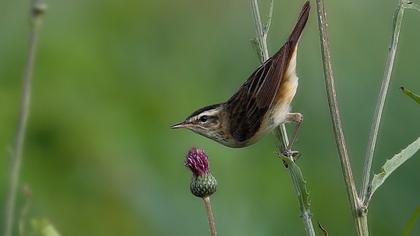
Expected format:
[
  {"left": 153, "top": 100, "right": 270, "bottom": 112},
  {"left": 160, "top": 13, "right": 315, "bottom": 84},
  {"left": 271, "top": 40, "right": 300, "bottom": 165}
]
[{"left": 172, "top": 1, "right": 310, "bottom": 153}]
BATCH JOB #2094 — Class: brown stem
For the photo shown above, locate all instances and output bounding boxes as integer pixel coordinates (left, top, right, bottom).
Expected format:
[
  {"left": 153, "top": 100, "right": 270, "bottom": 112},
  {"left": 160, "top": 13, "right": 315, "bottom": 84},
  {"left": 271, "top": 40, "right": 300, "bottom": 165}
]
[
  {"left": 315, "top": 0, "right": 368, "bottom": 235},
  {"left": 203, "top": 196, "right": 217, "bottom": 236}
]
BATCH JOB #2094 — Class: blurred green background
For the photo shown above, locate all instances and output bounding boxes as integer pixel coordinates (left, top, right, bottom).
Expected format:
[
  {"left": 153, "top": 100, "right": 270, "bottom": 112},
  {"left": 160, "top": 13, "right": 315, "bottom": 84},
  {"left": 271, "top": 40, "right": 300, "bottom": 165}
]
[{"left": 1, "top": 0, "right": 419, "bottom": 235}]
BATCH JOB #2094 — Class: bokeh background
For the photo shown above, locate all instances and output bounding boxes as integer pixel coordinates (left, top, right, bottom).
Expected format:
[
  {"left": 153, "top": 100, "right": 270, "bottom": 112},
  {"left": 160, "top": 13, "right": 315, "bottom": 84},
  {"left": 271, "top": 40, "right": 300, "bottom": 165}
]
[{"left": 1, "top": 0, "right": 419, "bottom": 235}]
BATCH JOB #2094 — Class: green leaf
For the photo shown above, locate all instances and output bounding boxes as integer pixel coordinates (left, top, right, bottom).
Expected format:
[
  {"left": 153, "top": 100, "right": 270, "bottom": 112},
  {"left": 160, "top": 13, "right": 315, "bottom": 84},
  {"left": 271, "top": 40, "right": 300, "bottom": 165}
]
[
  {"left": 282, "top": 155, "right": 316, "bottom": 235},
  {"left": 31, "top": 218, "right": 61, "bottom": 236},
  {"left": 370, "top": 137, "right": 420, "bottom": 198},
  {"left": 402, "top": 205, "right": 420, "bottom": 236},
  {"left": 282, "top": 156, "right": 311, "bottom": 211},
  {"left": 401, "top": 86, "right": 420, "bottom": 104}
]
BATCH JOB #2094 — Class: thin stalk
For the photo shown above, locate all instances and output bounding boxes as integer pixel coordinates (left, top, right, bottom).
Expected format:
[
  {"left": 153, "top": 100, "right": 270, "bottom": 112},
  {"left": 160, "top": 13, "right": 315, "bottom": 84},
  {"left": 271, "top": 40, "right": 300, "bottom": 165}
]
[
  {"left": 315, "top": 0, "right": 367, "bottom": 235},
  {"left": 361, "top": 0, "right": 406, "bottom": 204},
  {"left": 251, "top": 0, "right": 269, "bottom": 62},
  {"left": 203, "top": 197, "right": 217, "bottom": 236},
  {"left": 3, "top": 1, "right": 46, "bottom": 236},
  {"left": 283, "top": 157, "right": 316, "bottom": 236},
  {"left": 251, "top": 1, "right": 315, "bottom": 235},
  {"left": 250, "top": 0, "right": 290, "bottom": 148},
  {"left": 18, "top": 185, "right": 32, "bottom": 236}
]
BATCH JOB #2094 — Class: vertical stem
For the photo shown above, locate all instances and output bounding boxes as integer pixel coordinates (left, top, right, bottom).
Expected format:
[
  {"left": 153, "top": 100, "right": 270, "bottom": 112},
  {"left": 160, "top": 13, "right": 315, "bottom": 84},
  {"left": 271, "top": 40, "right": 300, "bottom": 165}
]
[
  {"left": 361, "top": 0, "right": 406, "bottom": 204},
  {"left": 251, "top": 0, "right": 289, "bottom": 149},
  {"left": 3, "top": 1, "right": 46, "bottom": 236},
  {"left": 251, "top": 0, "right": 269, "bottom": 62},
  {"left": 284, "top": 157, "right": 316, "bottom": 236},
  {"left": 251, "top": 1, "right": 315, "bottom": 235},
  {"left": 18, "top": 185, "right": 32, "bottom": 236},
  {"left": 203, "top": 197, "right": 217, "bottom": 236},
  {"left": 301, "top": 207, "right": 316, "bottom": 236},
  {"left": 315, "top": 0, "right": 367, "bottom": 235}
]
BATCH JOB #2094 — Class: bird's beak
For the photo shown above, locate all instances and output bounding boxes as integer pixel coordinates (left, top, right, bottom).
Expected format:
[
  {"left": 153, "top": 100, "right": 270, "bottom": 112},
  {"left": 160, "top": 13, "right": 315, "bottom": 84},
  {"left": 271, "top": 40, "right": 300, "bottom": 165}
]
[{"left": 171, "top": 121, "right": 190, "bottom": 129}]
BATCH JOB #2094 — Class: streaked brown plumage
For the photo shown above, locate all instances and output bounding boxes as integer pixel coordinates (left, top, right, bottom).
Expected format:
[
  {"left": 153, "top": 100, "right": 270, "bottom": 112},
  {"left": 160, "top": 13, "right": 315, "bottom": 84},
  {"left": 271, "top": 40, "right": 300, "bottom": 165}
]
[{"left": 172, "top": 2, "right": 310, "bottom": 149}]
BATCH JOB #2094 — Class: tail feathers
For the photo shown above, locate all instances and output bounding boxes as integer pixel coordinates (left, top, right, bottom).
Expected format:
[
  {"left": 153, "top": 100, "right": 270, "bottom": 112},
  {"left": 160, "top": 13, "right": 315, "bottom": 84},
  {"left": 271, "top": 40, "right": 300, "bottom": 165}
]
[{"left": 288, "top": 1, "right": 310, "bottom": 48}]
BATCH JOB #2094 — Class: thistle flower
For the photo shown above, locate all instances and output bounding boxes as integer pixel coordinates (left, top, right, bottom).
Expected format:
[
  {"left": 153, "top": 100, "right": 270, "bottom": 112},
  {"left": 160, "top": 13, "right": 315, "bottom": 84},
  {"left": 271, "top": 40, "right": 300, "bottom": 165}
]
[{"left": 185, "top": 148, "right": 217, "bottom": 198}]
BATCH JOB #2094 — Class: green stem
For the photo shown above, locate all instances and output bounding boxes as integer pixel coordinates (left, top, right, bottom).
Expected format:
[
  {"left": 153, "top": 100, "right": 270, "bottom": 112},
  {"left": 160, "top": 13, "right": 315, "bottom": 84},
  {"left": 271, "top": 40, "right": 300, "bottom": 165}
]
[
  {"left": 283, "top": 157, "right": 316, "bottom": 236},
  {"left": 3, "top": 1, "right": 46, "bottom": 236},
  {"left": 361, "top": 0, "right": 407, "bottom": 205},
  {"left": 250, "top": 0, "right": 290, "bottom": 148},
  {"left": 250, "top": 1, "right": 315, "bottom": 235}
]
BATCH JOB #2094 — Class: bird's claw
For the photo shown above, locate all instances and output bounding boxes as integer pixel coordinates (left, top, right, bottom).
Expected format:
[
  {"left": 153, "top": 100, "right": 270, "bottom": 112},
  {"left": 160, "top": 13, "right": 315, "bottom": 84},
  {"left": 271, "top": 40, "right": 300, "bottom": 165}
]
[
  {"left": 281, "top": 149, "right": 300, "bottom": 168},
  {"left": 281, "top": 149, "right": 299, "bottom": 158}
]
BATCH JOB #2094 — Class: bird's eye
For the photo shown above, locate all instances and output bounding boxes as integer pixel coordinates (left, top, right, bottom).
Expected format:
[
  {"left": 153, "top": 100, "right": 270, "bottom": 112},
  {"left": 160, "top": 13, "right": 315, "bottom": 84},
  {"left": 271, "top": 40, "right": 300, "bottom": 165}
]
[{"left": 199, "top": 115, "right": 209, "bottom": 122}]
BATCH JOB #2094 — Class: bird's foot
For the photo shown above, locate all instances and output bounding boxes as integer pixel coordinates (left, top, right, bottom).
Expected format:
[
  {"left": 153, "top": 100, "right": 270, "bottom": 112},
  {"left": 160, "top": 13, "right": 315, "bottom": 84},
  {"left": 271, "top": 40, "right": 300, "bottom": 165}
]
[
  {"left": 280, "top": 149, "right": 300, "bottom": 168},
  {"left": 281, "top": 149, "right": 299, "bottom": 159}
]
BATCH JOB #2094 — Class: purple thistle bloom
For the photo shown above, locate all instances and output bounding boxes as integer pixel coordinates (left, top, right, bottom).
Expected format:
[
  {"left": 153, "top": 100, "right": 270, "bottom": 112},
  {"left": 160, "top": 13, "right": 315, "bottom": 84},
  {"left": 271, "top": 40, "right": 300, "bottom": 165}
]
[{"left": 185, "top": 147, "right": 209, "bottom": 177}]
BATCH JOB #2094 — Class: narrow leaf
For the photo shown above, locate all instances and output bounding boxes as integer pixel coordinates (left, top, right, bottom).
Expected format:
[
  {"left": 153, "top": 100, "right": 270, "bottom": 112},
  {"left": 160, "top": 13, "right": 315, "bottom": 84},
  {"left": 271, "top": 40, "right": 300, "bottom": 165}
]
[
  {"left": 401, "top": 86, "right": 420, "bottom": 104},
  {"left": 402, "top": 205, "right": 420, "bottom": 236},
  {"left": 370, "top": 137, "right": 420, "bottom": 198},
  {"left": 282, "top": 157, "right": 311, "bottom": 211}
]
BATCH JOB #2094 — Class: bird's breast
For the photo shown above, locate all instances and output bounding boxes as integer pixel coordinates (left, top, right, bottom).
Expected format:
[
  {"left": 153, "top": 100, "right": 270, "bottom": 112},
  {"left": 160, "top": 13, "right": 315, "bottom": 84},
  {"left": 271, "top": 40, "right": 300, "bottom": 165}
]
[{"left": 268, "top": 72, "right": 299, "bottom": 130}]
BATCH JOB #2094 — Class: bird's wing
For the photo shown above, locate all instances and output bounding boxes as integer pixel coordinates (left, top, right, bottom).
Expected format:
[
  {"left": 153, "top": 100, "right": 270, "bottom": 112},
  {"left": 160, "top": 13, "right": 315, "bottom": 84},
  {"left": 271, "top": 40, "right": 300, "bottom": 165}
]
[
  {"left": 225, "top": 1, "right": 310, "bottom": 142},
  {"left": 226, "top": 44, "right": 291, "bottom": 142}
]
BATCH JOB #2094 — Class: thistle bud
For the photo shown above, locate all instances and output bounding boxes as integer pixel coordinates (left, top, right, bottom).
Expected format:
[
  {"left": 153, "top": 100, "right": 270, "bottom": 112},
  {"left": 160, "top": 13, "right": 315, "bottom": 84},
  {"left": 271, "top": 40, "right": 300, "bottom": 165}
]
[{"left": 185, "top": 148, "right": 217, "bottom": 198}]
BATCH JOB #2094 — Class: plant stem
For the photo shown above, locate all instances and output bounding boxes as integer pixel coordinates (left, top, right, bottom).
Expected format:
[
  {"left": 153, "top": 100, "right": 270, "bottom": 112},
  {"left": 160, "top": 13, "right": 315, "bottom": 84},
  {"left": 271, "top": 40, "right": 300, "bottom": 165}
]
[
  {"left": 18, "top": 185, "right": 32, "bottom": 236},
  {"left": 315, "top": 0, "right": 368, "bottom": 235},
  {"left": 203, "top": 197, "right": 217, "bottom": 236},
  {"left": 250, "top": 0, "right": 269, "bottom": 62},
  {"left": 360, "top": 0, "right": 407, "bottom": 205},
  {"left": 250, "top": 0, "right": 290, "bottom": 149},
  {"left": 3, "top": 1, "right": 46, "bottom": 236},
  {"left": 283, "top": 157, "right": 316, "bottom": 236},
  {"left": 251, "top": 1, "right": 315, "bottom": 235}
]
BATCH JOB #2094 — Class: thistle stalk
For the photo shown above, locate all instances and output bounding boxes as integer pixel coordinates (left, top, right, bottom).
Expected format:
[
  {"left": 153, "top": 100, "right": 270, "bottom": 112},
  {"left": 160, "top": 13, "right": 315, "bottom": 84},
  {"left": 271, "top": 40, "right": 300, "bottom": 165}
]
[
  {"left": 185, "top": 148, "right": 217, "bottom": 236},
  {"left": 203, "top": 196, "right": 217, "bottom": 236}
]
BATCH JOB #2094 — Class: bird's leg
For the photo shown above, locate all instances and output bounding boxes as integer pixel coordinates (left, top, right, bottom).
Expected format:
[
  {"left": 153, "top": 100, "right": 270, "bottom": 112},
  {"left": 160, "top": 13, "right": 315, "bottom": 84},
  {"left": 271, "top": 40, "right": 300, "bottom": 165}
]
[
  {"left": 286, "top": 112, "right": 303, "bottom": 150},
  {"left": 281, "top": 112, "right": 303, "bottom": 159}
]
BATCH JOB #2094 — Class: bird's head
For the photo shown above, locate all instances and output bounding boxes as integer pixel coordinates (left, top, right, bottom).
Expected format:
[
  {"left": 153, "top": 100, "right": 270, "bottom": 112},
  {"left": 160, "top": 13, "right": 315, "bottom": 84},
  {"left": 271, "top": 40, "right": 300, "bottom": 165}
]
[{"left": 171, "top": 104, "right": 227, "bottom": 143}]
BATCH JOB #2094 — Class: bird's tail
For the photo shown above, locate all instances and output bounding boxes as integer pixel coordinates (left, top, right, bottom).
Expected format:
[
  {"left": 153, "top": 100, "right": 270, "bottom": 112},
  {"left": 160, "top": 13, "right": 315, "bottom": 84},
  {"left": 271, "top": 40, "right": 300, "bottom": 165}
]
[{"left": 288, "top": 1, "right": 310, "bottom": 48}]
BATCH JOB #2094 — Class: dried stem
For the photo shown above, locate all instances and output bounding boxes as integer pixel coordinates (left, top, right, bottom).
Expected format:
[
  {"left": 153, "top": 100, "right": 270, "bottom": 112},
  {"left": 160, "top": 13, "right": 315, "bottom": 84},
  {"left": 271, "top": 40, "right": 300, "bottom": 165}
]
[
  {"left": 361, "top": 0, "right": 408, "bottom": 205},
  {"left": 251, "top": 1, "right": 315, "bottom": 235},
  {"left": 3, "top": 1, "right": 46, "bottom": 236},
  {"left": 318, "top": 222, "right": 329, "bottom": 236},
  {"left": 203, "top": 197, "right": 217, "bottom": 236},
  {"left": 315, "top": 0, "right": 368, "bottom": 235}
]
